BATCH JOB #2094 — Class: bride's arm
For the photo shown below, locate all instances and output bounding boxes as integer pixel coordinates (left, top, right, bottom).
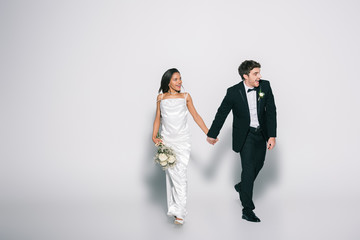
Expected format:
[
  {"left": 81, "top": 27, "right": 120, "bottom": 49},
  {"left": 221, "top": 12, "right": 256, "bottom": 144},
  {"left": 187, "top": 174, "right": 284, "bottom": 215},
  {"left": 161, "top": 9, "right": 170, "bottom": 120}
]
[
  {"left": 186, "top": 93, "right": 209, "bottom": 135},
  {"left": 152, "top": 94, "right": 163, "bottom": 145}
]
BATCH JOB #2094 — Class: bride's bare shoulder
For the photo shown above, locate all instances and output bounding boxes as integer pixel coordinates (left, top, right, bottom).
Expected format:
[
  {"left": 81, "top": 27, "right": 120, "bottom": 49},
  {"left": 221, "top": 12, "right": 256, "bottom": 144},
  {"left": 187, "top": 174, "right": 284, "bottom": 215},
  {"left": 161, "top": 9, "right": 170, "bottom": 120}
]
[
  {"left": 183, "top": 92, "right": 192, "bottom": 99},
  {"left": 156, "top": 93, "right": 164, "bottom": 102}
]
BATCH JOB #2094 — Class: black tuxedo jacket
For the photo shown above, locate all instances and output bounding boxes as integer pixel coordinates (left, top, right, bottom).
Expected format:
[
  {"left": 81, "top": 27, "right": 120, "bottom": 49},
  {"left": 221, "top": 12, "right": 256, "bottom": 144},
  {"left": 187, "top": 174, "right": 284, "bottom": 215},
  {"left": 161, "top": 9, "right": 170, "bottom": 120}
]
[{"left": 207, "top": 80, "right": 277, "bottom": 153}]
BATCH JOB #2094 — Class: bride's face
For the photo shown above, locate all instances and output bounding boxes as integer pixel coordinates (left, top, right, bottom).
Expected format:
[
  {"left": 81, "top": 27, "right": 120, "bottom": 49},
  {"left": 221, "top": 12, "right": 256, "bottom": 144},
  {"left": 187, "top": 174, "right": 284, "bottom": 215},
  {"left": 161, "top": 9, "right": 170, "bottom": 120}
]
[{"left": 168, "top": 72, "right": 182, "bottom": 92}]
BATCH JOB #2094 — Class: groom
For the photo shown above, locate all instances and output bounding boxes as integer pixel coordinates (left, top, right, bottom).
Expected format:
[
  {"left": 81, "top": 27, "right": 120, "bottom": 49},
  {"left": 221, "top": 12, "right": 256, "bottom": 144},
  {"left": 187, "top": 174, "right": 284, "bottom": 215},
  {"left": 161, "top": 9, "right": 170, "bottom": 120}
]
[{"left": 207, "top": 60, "right": 277, "bottom": 222}]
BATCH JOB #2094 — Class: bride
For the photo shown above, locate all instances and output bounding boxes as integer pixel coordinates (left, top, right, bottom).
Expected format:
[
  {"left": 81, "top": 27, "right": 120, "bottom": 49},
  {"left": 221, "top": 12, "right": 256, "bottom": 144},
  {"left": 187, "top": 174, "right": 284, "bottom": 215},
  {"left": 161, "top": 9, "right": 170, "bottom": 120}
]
[{"left": 152, "top": 68, "right": 215, "bottom": 225}]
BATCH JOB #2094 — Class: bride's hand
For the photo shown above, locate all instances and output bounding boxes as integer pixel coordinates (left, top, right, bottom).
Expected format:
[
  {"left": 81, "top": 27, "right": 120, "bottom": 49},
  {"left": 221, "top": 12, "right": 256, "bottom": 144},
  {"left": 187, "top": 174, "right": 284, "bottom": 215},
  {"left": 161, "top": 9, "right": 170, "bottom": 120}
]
[{"left": 153, "top": 137, "right": 163, "bottom": 145}]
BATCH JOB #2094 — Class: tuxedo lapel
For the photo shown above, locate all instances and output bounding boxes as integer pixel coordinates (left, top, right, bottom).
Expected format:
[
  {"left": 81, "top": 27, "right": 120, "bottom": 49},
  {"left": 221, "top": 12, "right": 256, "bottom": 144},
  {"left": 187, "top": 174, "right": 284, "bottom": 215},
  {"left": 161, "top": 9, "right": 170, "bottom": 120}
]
[
  {"left": 256, "top": 87, "right": 260, "bottom": 117},
  {"left": 256, "top": 81, "right": 265, "bottom": 119},
  {"left": 238, "top": 82, "right": 250, "bottom": 116}
]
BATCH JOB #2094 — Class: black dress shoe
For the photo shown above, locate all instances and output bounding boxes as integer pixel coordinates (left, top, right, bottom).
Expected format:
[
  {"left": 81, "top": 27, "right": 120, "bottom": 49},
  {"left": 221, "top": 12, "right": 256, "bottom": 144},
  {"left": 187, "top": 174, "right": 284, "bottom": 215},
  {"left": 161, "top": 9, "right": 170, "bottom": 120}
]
[{"left": 242, "top": 211, "right": 261, "bottom": 222}]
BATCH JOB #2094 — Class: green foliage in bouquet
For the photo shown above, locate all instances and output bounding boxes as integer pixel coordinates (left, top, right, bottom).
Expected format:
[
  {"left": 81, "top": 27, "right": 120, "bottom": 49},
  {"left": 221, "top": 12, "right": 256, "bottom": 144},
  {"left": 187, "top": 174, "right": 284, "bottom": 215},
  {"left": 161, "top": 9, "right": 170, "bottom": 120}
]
[{"left": 154, "top": 134, "right": 177, "bottom": 170}]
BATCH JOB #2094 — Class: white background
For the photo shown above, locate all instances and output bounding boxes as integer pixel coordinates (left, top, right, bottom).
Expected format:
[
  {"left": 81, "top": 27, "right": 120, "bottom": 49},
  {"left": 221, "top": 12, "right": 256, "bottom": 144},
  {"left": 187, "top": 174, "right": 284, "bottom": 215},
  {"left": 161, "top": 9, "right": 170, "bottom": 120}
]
[{"left": 1, "top": 0, "right": 359, "bottom": 239}]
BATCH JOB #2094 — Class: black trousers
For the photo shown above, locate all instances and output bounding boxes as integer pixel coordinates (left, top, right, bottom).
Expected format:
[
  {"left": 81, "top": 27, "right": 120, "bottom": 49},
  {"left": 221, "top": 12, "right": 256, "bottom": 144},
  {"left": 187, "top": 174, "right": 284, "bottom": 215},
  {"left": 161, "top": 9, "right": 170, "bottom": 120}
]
[{"left": 238, "top": 127, "right": 266, "bottom": 212}]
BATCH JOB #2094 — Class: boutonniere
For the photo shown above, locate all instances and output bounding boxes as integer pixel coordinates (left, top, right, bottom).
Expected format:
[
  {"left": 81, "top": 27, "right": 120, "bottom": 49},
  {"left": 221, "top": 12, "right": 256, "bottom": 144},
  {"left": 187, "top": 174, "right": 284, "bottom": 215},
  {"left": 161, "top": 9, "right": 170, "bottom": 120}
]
[{"left": 258, "top": 88, "right": 265, "bottom": 101}]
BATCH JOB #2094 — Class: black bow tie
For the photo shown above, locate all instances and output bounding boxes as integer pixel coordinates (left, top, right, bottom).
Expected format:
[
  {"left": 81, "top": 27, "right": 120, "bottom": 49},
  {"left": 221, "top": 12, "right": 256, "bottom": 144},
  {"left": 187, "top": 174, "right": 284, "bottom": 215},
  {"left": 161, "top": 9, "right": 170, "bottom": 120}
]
[{"left": 247, "top": 88, "right": 257, "bottom": 93}]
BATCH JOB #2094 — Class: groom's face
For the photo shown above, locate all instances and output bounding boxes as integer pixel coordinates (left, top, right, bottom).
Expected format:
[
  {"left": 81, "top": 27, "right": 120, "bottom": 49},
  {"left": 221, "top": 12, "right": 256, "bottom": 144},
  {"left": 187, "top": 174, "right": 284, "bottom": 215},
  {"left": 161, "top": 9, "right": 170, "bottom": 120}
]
[{"left": 244, "top": 67, "right": 262, "bottom": 88}]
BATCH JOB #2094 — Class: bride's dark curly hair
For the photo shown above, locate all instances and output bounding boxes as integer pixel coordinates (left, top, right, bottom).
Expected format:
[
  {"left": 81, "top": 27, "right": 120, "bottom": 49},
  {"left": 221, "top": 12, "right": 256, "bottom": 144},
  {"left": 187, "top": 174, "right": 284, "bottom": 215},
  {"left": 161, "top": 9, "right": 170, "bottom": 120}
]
[{"left": 158, "top": 68, "right": 180, "bottom": 93}]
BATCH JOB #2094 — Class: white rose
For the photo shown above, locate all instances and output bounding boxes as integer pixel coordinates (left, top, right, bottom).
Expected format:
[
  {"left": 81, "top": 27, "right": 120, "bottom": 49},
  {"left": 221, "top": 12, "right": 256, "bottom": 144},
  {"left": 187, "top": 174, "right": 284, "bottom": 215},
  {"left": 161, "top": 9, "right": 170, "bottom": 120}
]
[
  {"left": 259, "top": 92, "right": 265, "bottom": 97},
  {"left": 168, "top": 155, "right": 176, "bottom": 163},
  {"left": 160, "top": 160, "right": 167, "bottom": 166},
  {"left": 158, "top": 153, "right": 168, "bottom": 162}
]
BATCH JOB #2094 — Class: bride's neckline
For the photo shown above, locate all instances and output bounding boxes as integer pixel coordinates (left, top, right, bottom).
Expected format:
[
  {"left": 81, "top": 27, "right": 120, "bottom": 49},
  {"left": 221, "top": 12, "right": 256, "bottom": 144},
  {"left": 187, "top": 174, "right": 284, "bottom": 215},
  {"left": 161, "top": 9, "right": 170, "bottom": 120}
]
[{"left": 161, "top": 97, "right": 185, "bottom": 101}]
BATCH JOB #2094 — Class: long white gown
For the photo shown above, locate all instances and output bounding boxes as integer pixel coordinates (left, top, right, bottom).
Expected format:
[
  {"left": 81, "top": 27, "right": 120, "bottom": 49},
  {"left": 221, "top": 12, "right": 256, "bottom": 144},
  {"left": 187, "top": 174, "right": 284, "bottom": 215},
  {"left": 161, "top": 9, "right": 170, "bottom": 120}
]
[{"left": 160, "top": 94, "right": 191, "bottom": 219}]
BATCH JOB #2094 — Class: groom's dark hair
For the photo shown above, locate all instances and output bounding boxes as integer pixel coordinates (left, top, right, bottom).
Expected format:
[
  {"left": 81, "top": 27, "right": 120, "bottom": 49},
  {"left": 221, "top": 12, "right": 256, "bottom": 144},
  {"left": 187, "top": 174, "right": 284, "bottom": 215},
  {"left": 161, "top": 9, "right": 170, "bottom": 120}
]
[
  {"left": 238, "top": 60, "right": 261, "bottom": 80},
  {"left": 159, "top": 68, "right": 180, "bottom": 93}
]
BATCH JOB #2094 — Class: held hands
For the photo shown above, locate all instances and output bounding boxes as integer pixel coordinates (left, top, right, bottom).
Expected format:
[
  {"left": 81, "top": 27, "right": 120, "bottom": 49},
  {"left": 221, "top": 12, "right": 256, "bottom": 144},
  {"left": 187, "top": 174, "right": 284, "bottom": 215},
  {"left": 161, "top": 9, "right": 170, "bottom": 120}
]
[
  {"left": 206, "top": 137, "right": 219, "bottom": 145},
  {"left": 267, "top": 137, "right": 276, "bottom": 150}
]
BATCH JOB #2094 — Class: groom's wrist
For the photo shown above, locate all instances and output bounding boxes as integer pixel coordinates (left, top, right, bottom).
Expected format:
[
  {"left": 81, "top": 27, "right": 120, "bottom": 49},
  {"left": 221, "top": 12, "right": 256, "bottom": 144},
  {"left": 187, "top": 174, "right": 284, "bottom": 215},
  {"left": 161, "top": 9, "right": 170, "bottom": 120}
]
[{"left": 207, "top": 132, "right": 217, "bottom": 139}]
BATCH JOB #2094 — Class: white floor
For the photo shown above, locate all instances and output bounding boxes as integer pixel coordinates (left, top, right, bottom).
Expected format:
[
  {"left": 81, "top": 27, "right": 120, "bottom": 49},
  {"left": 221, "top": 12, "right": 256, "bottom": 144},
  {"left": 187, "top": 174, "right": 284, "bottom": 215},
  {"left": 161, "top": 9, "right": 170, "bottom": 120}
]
[{"left": 1, "top": 190, "right": 359, "bottom": 240}]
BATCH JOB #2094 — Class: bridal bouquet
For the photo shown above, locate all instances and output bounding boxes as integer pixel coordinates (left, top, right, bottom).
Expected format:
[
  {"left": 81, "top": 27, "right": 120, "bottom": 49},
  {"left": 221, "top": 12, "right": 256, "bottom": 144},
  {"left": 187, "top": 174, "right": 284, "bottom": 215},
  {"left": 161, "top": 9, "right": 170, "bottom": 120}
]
[{"left": 154, "top": 136, "right": 177, "bottom": 170}]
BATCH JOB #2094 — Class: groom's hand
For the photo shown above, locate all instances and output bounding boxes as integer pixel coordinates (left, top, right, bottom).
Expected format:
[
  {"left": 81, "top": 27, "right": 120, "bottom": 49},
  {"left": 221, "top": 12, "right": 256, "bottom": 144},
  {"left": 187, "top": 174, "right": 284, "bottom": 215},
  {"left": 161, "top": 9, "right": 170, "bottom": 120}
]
[
  {"left": 267, "top": 137, "right": 276, "bottom": 150},
  {"left": 207, "top": 137, "right": 218, "bottom": 145}
]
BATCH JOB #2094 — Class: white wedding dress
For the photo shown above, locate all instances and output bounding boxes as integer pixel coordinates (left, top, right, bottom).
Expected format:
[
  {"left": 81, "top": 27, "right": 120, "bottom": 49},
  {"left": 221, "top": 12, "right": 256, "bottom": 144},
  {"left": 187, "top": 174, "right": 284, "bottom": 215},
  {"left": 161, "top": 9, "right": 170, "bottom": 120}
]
[{"left": 160, "top": 94, "right": 191, "bottom": 219}]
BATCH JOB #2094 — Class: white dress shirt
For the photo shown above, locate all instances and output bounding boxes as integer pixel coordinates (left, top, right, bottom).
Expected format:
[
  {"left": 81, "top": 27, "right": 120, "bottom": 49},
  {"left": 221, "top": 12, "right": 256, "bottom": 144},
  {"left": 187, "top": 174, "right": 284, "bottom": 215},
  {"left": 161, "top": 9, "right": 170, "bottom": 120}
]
[{"left": 243, "top": 81, "right": 260, "bottom": 128}]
